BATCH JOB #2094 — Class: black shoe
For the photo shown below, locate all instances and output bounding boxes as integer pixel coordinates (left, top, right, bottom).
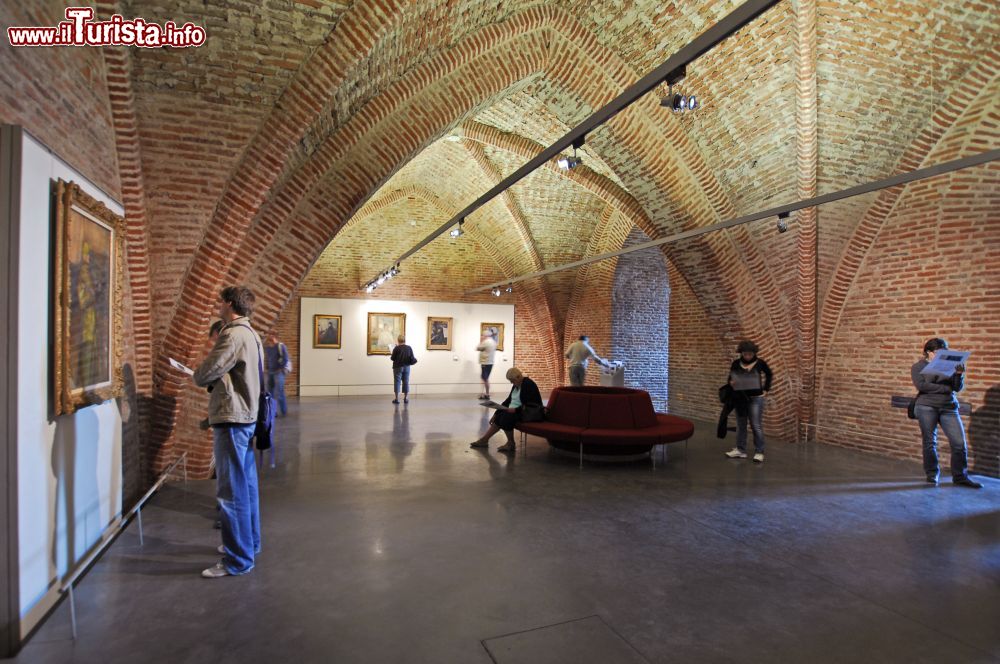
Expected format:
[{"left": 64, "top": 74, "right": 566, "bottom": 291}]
[
  {"left": 926, "top": 473, "right": 939, "bottom": 484},
  {"left": 953, "top": 476, "right": 983, "bottom": 489},
  {"left": 392, "top": 399, "right": 399, "bottom": 404}
]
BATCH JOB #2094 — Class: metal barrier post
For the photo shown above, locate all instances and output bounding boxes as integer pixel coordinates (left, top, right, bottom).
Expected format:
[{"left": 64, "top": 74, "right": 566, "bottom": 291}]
[{"left": 68, "top": 584, "right": 77, "bottom": 639}]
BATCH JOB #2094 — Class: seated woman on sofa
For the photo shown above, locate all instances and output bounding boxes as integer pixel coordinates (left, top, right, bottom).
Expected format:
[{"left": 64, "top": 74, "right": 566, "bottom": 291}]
[{"left": 470, "top": 367, "right": 542, "bottom": 454}]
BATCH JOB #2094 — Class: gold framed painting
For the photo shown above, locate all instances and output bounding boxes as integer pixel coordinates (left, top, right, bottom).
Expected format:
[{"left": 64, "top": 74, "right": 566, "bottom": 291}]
[
  {"left": 313, "top": 314, "right": 342, "bottom": 348},
  {"left": 427, "top": 316, "right": 453, "bottom": 350},
  {"left": 481, "top": 322, "right": 504, "bottom": 352},
  {"left": 368, "top": 312, "right": 405, "bottom": 355},
  {"left": 52, "top": 179, "right": 125, "bottom": 416}
]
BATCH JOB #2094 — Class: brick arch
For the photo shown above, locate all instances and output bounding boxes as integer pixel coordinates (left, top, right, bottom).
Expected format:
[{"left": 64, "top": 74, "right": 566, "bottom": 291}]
[
  {"left": 816, "top": 48, "right": 1000, "bottom": 383},
  {"left": 154, "top": 6, "right": 798, "bottom": 465},
  {"left": 247, "top": 8, "right": 798, "bottom": 417}
]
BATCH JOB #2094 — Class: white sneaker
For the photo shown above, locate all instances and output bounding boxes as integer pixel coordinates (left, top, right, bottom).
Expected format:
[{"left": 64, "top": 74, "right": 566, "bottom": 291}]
[
  {"left": 753, "top": 452, "right": 765, "bottom": 463},
  {"left": 201, "top": 562, "right": 230, "bottom": 579},
  {"left": 725, "top": 448, "right": 747, "bottom": 459}
]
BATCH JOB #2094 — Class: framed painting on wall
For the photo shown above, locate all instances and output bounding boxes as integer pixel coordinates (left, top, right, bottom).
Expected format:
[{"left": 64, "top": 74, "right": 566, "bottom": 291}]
[
  {"left": 368, "top": 312, "right": 405, "bottom": 355},
  {"left": 427, "top": 316, "right": 453, "bottom": 350},
  {"left": 52, "top": 179, "right": 125, "bottom": 416},
  {"left": 313, "top": 314, "right": 342, "bottom": 348},
  {"left": 480, "top": 322, "right": 504, "bottom": 352}
]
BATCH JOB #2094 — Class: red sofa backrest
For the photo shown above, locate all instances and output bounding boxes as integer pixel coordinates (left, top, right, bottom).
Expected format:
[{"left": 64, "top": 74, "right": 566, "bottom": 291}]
[
  {"left": 547, "top": 388, "right": 591, "bottom": 427},
  {"left": 545, "top": 386, "right": 658, "bottom": 429},
  {"left": 628, "top": 392, "right": 658, "bottom": 428},
  {"left": 588, "top": 394, "right": 635, "bottom": 428}
]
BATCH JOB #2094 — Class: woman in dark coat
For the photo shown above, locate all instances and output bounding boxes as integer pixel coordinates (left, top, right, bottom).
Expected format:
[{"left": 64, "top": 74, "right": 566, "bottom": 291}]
[
  {"left": 469, "top": 367, "right": 542, "bottom": 454},
  {"left": 723, "top": 340, "right": 773, "bottom": 463}
]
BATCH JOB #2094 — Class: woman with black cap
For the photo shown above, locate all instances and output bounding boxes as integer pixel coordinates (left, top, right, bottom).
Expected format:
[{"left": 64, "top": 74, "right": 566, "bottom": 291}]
[
  {"left": 911, "top": 338, "right": 981, "bottom": 488},
  {"left": 724, "top": 340, "right": 772, "bottom": 463}
]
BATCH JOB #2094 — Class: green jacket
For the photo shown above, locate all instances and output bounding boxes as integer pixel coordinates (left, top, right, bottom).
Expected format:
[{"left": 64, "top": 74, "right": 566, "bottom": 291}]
[{"left": 194, "top": 316, "right": 261, "bottom": 425}]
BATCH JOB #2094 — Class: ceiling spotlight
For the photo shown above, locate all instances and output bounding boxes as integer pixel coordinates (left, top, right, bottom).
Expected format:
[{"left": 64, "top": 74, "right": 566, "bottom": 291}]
[
  {"left": 491, "top": 287, "right": 502, "bottom": 297},
  {"left": 776, "top": 211, "right": 790, "bottom": 234},
  {"left": 450, "top": 218, "right": 465, "bottom": 238},
  {"left": 390, "top": 263, "right": 400, "bottom": 277},
  {"left": 505, "top": 283, "right": 513, "bottom": 293},
  {"left": 558, "top": 135, "right": 585, "bottom": 171},
  {"left": 660, "top": 67, "right": 699, "bottom": 113}
]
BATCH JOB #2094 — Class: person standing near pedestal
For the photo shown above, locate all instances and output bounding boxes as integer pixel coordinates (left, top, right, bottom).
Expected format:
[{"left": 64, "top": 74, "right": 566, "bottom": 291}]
[
  {"left": 564, "top": 335, "right": 610, "bottom": 386},
  {"left": 194, "top": 286, "right": 263, "bottom": 578}
]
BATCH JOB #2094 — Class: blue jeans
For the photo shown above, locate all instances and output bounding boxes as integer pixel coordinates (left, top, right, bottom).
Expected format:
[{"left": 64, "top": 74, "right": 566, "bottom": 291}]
[
  {"left": 915, "top": 403, "right": 968, "bottom": 478},
  {"left": 266, "top": 371, "right": 287, "bottom": 416},
  {"left": 393, "top": 365, "right": 410, "bottom": 395},
  {"left": 213, "top": 423, "right": 260, "bottom": 574},
  {"left": 736, "top": 395, "right": 766, "bottom": 453}
]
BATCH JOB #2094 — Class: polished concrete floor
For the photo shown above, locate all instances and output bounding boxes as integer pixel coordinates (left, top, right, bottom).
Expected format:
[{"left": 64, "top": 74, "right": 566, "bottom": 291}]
[{"left": 13, "top": 395, "right": 1000, "bottom": 663}]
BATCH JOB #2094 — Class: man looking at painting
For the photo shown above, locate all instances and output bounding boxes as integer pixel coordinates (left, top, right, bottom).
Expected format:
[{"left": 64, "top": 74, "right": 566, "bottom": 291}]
[
  {"left": 264, "top": 332, "right": 290, "bottom": 418},
  {"left": 193, "top": 286, "right": 262, "bottom": 579}
]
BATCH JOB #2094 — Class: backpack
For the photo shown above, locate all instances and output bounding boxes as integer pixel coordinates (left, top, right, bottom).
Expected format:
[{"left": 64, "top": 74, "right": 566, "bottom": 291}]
[{"left": 235, "top": 324, "right": 276, "bottom": 450}]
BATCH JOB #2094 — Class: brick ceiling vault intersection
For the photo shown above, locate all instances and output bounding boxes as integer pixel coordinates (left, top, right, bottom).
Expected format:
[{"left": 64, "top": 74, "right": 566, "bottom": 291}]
[
  {"left": 816, "top": 48, "right": 1000, "bottom": 386},
  {"left": 123, "top": 0, "right": 995, "bottom": 467},
  {"left": 147, "top": 4, "right": 801, "bottom": 463}
]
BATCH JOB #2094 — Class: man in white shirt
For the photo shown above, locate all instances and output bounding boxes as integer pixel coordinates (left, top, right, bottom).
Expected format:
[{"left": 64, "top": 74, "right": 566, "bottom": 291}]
[
  {"left": 565, "top": 335, "right": 610, "bottom": 386},
  {"left": 476, "top": 332, "right": 498, "bottom": 399}
]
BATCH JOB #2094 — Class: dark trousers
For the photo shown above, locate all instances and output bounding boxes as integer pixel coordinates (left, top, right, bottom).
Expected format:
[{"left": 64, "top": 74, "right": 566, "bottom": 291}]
[{"left": 915, "top": 403, "right": 969, "bottom": 478}]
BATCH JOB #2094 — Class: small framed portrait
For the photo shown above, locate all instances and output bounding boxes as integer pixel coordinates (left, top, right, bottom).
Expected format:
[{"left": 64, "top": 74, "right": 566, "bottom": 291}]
[
  {"left": 480, "top": 322, "right": 504, "bottom": 352},
  {"left": 52, "top": 179, "right": 125, "bottom": 415},
  {"left": 313, "top": 314, "right": 342, "bottom": 349},
  {"left": 427, "top": 316, "right": 453, "bottom": 350},
  {"left": 368, "top": 312, "right": 405, "bottom": 355}
]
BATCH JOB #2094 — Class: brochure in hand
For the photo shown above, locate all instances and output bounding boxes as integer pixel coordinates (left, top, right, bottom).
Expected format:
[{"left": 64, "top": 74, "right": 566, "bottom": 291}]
[
  {"left": 168, "top": 357, "right": 195, "bottom": 376},
  {"left": 480, "top": 400, "right": 507, "bottom": 410},
  {"left": 920, "top": 349, "right": 970, "bottom": 378}
]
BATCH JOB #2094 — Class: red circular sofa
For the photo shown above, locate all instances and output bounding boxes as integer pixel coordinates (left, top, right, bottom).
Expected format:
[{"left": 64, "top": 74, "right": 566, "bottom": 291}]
[{"left": 515, "top": 386, "right": 694, "bottom": 465}]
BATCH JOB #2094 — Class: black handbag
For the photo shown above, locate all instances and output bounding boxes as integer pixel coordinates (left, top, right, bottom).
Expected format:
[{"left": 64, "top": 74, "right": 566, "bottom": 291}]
[
  {"left": 520, "top": 403, "right": 545, "bottom": 422},
  {"left": 906, "top": 394, "right": 919, "bottom": 420}
]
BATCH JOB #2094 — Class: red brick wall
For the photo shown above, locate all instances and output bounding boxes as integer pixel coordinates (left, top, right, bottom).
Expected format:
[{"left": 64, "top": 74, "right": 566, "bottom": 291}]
[
  {"left": 1, "top": 2, "right": 120, "bottom": 197},
  {"left": 816, "top": 168, "right": 999, "bottom": 474}
]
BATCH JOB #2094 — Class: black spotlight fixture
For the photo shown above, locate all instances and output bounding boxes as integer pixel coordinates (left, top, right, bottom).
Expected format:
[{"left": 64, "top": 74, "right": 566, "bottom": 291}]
[
  {"left": 558, "top": 135, "right": 585, "bottom": 170},
  {"left": 505, "top": 283, "right": 513, "bottom": 294},
  {"left": 776, "top": 211, "right": 790, "bottom": 234},
  {"left": 660, "top": 65, "right": 699, "bottom": 113},
  {"left": 450, "top": 218, "right": 465, "bottom": 238},
  {"left": 491, "top": 287, "right": 502, "bottom": 297}
]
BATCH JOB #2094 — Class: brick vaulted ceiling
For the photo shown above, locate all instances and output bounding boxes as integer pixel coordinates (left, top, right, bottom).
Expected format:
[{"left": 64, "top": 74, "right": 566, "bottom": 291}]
[{"left": 107, "top": 0, "right": 997, "bottom": 466}]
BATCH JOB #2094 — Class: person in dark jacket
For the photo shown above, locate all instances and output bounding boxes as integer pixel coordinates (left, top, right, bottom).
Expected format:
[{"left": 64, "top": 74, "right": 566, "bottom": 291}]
[
  {"left": 389, "top": 334, "right": 415, "bottom": 404},
  {"left": 911, "top": 338, "right": 981, "bottom": 488},
  {"left": 724, "top": 340, "right": 773, "bottom": 463},
  {"left": 469, "top": 367, "right": 542, "bottom": 454}
]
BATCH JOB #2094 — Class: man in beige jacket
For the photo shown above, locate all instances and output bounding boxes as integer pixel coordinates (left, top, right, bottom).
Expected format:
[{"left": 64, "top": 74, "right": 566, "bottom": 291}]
[{"left": 193, "top": 286, "right": 262, "bottom": 578}]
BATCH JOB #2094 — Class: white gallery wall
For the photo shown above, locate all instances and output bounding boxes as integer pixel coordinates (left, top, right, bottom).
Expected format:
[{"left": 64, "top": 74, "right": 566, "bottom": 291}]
[
  {"left": 299, "top": 297, "right": 515, "bottom": 396},
  {"left": 16, "top": 132, "right": 123, "bottom": 634}
]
